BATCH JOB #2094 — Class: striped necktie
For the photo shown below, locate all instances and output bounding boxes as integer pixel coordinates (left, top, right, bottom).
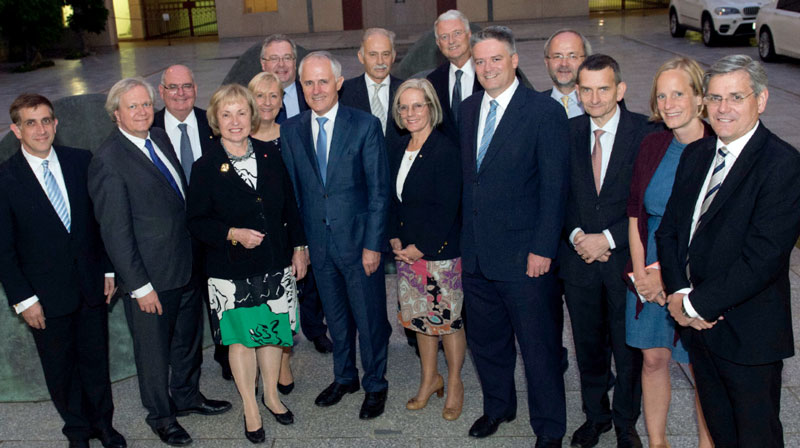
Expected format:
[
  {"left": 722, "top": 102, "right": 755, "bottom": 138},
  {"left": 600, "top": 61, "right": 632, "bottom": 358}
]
[
  {"left": 41, "top": 160, "right": 71, "bottom": 232},
  {"left": 476, "top": 100, "right": 498, "bottom": 170},
  {"left": 370, "top": 83, "right": 386, "bottom": 135},
  {"left": 700, "top": 146, "right": 729, "bottom": 220}
]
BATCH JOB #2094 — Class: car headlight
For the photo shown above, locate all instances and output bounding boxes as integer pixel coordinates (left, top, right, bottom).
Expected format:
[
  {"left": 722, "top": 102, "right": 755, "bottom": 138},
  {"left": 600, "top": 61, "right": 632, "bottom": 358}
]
[{"left": 714, "top": 7, "right": 741, "bottom": 14}]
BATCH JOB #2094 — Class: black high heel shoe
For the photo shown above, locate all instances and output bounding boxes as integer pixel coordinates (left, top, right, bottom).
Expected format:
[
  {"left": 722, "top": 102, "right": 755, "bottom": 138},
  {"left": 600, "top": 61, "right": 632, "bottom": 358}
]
[
  {"left": 243, "top": 416, "right": 265, "bottom": 444},
  {"left": 277, "top": 382, "right": 294, "bottom": 395},
  {"left": 262, "top": 397, "right": 294, "bottom": 425}
]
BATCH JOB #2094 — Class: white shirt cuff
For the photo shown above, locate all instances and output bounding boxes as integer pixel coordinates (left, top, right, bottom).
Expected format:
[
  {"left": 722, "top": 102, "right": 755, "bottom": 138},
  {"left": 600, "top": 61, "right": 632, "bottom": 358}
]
[
  {"left": 602, "top": 229, "right": 616, "bottom": 250},
  {"left": 105, "top": 272, "right": 114, "bottom": 278},
  {"left": 131, "top": 283, "right": 154, "bottom": 299},
  {"left": 569, "top": 227, "right": 583, "bottom": 246},
  {"left": 14, "top": 296, "right": 39, "bottom": 314},
  {"left": 677, "top": 289, "right": 704, "bottom": 321}
]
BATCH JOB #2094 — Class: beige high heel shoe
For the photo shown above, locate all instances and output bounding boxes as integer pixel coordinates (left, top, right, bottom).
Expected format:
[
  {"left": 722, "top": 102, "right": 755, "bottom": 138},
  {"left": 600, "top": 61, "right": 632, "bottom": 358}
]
[
  {"left": 442, "top": 381, "right": 464, "bottom": 421},
  {"left": 406, "top": 374, "right": 444, "bottom": 410}
]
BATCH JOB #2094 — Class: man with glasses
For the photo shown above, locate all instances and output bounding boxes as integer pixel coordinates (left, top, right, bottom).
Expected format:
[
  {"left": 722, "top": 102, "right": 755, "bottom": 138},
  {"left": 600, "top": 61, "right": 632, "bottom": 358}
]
[
  {"left": 261, "top": 34, "right": 309, "bottom": 124},
  {"left": 657, "top": 54, "right": 800, "bottom": 447},
  {"left": 151, "top": 64, "right": 232, "bottom": 382},
  {"left": 427, "top": 9, "right": 483, "bottom": 143},
  {"left": 543, "top": 29, "right": 592, "bottom": 118}
]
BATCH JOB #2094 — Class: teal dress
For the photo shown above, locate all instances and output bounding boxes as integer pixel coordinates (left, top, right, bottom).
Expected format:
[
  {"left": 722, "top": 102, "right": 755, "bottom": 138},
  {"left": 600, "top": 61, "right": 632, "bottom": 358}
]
[{"left": 625, "top": 137, "right": 689, "bottom": 363}]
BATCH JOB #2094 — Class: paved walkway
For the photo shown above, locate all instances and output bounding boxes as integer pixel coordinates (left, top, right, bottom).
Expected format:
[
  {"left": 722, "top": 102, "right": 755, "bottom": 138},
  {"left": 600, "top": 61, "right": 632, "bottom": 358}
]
[{"left": 1, "top": 10, "right": 799, "bottom": 447}]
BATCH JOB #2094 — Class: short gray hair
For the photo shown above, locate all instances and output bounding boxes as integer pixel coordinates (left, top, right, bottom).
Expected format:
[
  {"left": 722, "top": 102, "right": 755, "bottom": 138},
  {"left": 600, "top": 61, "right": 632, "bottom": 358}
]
[
  {"left": 359, "top": 28, "right": 396, "bottom": 56},
  {"left": 434, "top": 9, "right": 470, "bottom": 38},
  {"left": 105, "top": 77, "right": 155, "bottom": 122},
  {"left": 543, "top": 29, "right": 592, "bottom": 58},
  {"left": 299, "top": 51, "right": 342, "bottom": 80},
  {"left": 160, "top": 64, "right": 195, "bottom": 86},
  {"left": 703, "top": 54, "right": 768, "bottom": 96},
  {"left": 391, "top": 78, "right": 443, "bottom": 131},
  {"left": 470, "top": 26, "right": 516, "bottom": 55},
  {"left": 261, "top": 34, "right": 297, "bottom": 60}
]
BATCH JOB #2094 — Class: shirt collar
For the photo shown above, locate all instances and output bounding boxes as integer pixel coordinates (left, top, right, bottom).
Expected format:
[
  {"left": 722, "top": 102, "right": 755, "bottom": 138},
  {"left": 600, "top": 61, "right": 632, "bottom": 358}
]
[
  {"left": 118, "top": 126, "right": 151, "bottom": 149},
  {"left": 364, "top": 73, "right": 390, "bottom": 89},
  {"left": 716, "top": 121, "right": 759, "bottom": 159},
  {"left": 450, "top": 58, "right": 475, "bottom": 77},
  {"left": 481, "top": 77, "right": 519, "bottom": 110},
  {"left": 590, "top": 104, "right": 621, "bottom": 136},
  {"left": 21, "top": 144, "right": 57, "bottom": 171},
  {"left": 164, "top": 108, "right": 197, "bottom": 131},
  {"left": 311, "top": 101, "right": 339, "bottom": 123},
  {"left": 284, "top": 81, "right": 298, "bottom": 96},
  {"left": 551, "top": 87, "right": 579, "bottom": 104}
]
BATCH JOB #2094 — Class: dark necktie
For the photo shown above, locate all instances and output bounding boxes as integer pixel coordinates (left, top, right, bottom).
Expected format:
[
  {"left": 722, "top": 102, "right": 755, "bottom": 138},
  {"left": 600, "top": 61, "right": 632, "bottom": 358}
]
[
  {"left": 145, "top": 138, "right": 184, "bottom": 203},
  {"left": 177, "top": 123, "right": 193, "bottom": 183},
  {"left": 452, "top": 69, "right": 463, "bottom": 124},
  {"left": 277, "top": 101, "right": 288, "bottom": 124},
  {"left": 316, "top": 117, "right": 329, "bottom": 185}
]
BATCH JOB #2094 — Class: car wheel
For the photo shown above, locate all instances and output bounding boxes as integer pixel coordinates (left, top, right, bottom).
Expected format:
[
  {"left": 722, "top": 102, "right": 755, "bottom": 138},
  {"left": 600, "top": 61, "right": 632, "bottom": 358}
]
[
  {"left": 758, "top": 28, "right": 778, "bottom": 61},
  {"left": 702, "top": 15, "right": 720, "bottom": 46},
  {"left": 670, "top": 9, "right": 687, "bottom": 37}
]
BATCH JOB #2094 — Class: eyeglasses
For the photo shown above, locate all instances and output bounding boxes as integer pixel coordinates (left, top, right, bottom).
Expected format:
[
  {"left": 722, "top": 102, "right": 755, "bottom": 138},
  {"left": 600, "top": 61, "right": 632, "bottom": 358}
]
[
  {"left": 704, "top": 91, "right": 755, "bottom": 106},
  {"left": 437, "top": 29, "right": 466, "bottom": 43},
  {"left": 162, "top": 83, "right": 194, "bottom": 92},
  {"left": 397, "top": 102, "right": 428, "bottom": 115},
  {"left": 261, "top": 55, "right": 295, "bottom": 64},
  {"left": 546, "top": 53, "right": 584, "bottom": 61}
]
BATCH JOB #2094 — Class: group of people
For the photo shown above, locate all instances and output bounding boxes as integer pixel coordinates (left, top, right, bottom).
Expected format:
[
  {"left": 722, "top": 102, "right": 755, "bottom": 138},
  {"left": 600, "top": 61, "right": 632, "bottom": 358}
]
[{"left": 1, "top": 7, "right": 797, "bottom": 448}]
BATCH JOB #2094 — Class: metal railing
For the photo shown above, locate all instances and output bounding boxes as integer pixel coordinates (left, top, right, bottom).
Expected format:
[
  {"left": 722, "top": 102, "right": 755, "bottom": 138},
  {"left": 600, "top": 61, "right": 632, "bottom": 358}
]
[
  {"left": 589, "top": 0, "right": 669, "bottom": 12},
  {"left": 143, "top": 0, "right": 217, "bottom": 39}
]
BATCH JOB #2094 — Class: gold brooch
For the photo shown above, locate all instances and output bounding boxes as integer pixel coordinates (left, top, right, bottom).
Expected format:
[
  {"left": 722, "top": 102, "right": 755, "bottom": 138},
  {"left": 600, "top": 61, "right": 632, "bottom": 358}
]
[{"left": 220, "top": 163, "right": 230, "bottom": 173}]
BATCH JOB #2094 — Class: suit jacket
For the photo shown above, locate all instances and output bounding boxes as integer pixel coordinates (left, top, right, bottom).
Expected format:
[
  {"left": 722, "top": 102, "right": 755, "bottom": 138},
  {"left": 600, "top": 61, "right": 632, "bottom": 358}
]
[
  {"left": 460, "top": 84, "right": 569, "bottom": 281},
  {"left": 152, "top": 106, "right": 215, "bottom": 156},
  {"left": 559, "top": 108, "right": 653, "bottom": 286},
  {"left": 339, "top": 74, "right": 406, "bottom": 154},
  {"left": 276, "top": 79, "right": 310, "bottom": 124},
  {"left": 656, "top": 123, "right": 800, "bottom": 365},
  {"left": 388, "top": 130, "right": 461, "bottom": 260},
  {"left": 427, "top": 61, "right": 483, "bottom": 144},
  {"left": 186, "top": 138, "right": 306, "bottom": 279},
  {"left": 0, "top": 146, "right": 110, "bottom": 317},
  {"left": 88, "top": 127, "right": 193, "bottom": 294},
  {"left": 280, "top": 105, "right": 390, "bottom": 267}
]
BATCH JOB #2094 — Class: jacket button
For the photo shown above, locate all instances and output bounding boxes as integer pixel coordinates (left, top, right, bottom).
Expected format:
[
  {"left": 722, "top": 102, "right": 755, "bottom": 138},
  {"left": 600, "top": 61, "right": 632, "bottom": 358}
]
[
  {"left": 323, "top": 194, "right": 328, "bottom": 199},
  {"left": 444, "top": 241, "right": 448, "bottom": 246},
  {"left": 256, "top": 197, "right": 262, "bottom": 202},
  {"left": 595, "top": 204, "right": 600, "bottom": 210},
  {"left": 400, "top": 222, "right": 404, "bottom": 227}
]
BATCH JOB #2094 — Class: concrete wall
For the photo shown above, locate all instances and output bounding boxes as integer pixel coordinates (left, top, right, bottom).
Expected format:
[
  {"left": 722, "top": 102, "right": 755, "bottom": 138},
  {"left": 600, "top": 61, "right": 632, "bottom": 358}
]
[
  {"left": 217, "top": 0, "right": 311, "bottom": 37},
  {"left": 363, "top": 0, "right": 438, "bottom": 30}
]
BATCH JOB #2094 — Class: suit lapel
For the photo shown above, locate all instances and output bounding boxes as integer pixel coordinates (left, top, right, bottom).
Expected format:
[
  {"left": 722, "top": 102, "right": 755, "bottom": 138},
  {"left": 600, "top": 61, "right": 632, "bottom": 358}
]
[
  {"left": 601, "top": 108, "right": 635, "bottom": 195},
  {"left": 212, "top": 141, "right": 259, "bottom": 196},
  {"left": 463, "top": 99, "right": 479, "bottom": 173},
  {"left": 195, "top": 107, "right": 215, "bottom": 155},
  {"left": 573, "top": 116, "right": 595, "bottom": 197},
  {"left": 477, "top": 86, "right": 524, "bottom": 173},
  {"left": 326, "top": 107, "right": 353, "bottom": 181},
  {"left": 297, "top": 111, "right": 323, "bottom": 185},
  {"left": 56, "top": 147, "right": 84, "bottom": 233},
  {"left": 115, "top": 130, "right": 185, "bottom": 206},
  {"left": 353, "top": 78, "right": 370, "bottom": 111},
  {"left": 12, "top": 150, "right": 70, "bottom": 235}
]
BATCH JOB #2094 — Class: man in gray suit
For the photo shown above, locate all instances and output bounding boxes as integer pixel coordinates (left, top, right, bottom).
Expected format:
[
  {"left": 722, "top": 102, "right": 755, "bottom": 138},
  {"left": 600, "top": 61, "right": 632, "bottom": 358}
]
[{"left": 88, "top": 77, "right": 231, "bottom": 447}]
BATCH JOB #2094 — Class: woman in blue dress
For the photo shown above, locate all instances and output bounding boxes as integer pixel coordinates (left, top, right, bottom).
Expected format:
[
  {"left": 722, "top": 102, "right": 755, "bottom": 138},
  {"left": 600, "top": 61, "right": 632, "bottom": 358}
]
[{"left": 625, "top": 57, "right": 713, "bottom": 448}]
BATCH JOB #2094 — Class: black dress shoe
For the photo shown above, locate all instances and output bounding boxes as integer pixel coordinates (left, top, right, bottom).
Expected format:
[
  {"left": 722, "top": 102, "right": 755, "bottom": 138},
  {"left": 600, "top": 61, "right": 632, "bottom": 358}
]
[
  {"left": 92, "top": 426, "right": 127, "bottom": 448},
  {"left": 536, "top": 435, "right": 564, "bottom": 448},
  {"left": 69, "top": 440, "right": 90, "bottom": 448},
  {"left": 221, "top": 364, "right": 233, "bottom": 381},
  {"left": 243, "top": 416, "right": 265, "bottom": 444},
  {"left": 614, "top": 425, "right": 643, "bottom": 448},
  {"left": 468, "top": 413, "right": 516, "bottom": 438},
  {"left": 153, "top": 422, "right": 192, "bottom": 446},
  {"left": 314, "top": 381, "right": 360, "bottom": 407},
  {"left": 277, "top": 381, "right": 294, "bottom": 395},
  {"left": 311, "top": 334, "right": 334, "bottom": 353},
  {"left": 176, "top": 397, "right": 232, "bottom": 416},
  {"left": 262, "top": 397, "right": 295, "bottom": 425},
  {"left": 570, "top": 420, "right": 612, "bottom": 448},
  {"left": 359, "top": 389, "right": 387, "bottom": 420}
]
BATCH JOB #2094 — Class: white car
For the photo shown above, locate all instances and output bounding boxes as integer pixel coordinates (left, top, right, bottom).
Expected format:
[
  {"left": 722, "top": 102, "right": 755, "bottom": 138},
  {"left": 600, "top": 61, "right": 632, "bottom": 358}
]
[
  {"left": 756, "top": 0, "right": 800, "bottom": 61},
  {"left": 669, "top": 0, "right": 770, "bottom": 46}
]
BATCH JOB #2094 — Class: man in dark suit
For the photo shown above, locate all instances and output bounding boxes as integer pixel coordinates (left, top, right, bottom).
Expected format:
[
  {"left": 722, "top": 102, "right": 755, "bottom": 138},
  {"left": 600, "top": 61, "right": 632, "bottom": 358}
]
[
  {"left": 543, "top": 29, "right": 592, "bottom": 119},
  {"left": 261, "top": 34, "right": 309, "bottom": 124},
  {"left": 0, "top": 94, "right": 126, "bottom": 448},
  {"left": 427, "top": 9, "right": 483, "bottom": 143},
  {"left": 560, "top": 54, "right": 650, "bottom": 448},
  {"left": 657, "top": 55, "right": 800, "bottom": 448},
  {"left": 459, "top": 27, "right": 569, "bottom": 447},
  {"left": 151, "top": 64, "right": 232, "bottom": 381},
  {"left": 260, "top": 34, "right": 333, "bottom": 354},
  {"left": 280, "top": 51, "right": 392, "bottom": 420},
  {"left": 88, "top": 78, "right": 231, "bottom": 446},
  {"left": 339, "top": 27, "right": 405, "bottom": 152}
]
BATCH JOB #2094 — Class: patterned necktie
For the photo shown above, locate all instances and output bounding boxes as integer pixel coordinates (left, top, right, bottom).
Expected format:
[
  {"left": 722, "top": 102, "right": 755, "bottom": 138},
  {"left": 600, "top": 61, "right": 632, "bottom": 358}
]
[
  {"left": 561, "top": 95, "right": 570, "bottom": 114},
  {"left": 476, "top": 100, "right": 498, "bottom": 170},
  {"left": 177, "top": 123, "right": 193, "bottom": 183},
  {"left": 592, "top": 129, "right": 605, "bottom": 194},
  {"left": 452, "top": 69, "right": 463, "bottom": 124},
  {"left": 370, "top": 83, "right": 386, "bottom": 135},
  {"left": 700, "top": 146, "right": 729, "bottom": 220},
  {"left": 316, "top": 117, "right": 329, "bottom": 185},
  {"left": 145, "top": 138, "right": 184, "bottom": 203},
  {"left": 41, "top": 160, "right": 71, "bottom": 232}
]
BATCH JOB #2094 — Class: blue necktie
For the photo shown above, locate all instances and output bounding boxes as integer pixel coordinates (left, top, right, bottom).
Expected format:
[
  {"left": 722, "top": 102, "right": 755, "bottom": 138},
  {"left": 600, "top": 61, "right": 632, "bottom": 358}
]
[
  {"left": 177, "top": 123, "right": 193, "bottom": 183},
  {"left": 316, "top": 117, "right": 329, "bottom": 185},
  {"left": 144, "top": 138, "right": 184, "bottom": 203},
  {"left": 41, "top": 160, "right": 71, "bottom": 232},
  {"left": 476, "top": 100, "right": 498, "bottom": 170}
]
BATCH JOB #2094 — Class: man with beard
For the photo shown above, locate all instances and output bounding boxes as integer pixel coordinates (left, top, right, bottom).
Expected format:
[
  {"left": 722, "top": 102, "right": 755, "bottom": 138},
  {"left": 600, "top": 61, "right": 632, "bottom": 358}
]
[{"left": 543, "top": 29, "right": 592, "bottom": 118}]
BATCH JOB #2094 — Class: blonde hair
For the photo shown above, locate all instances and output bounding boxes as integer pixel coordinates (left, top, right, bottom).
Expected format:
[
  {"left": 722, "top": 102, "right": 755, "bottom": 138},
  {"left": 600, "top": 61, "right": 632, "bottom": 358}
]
[
  {"left": 649, "top": 57, "right": 706, "bottom": 122},
  {"left": 248, "top": 71, "right": 284, "bottom": 98},
  {"left": 206, "top": 84, "right": 261, "bottom": 136},
  {"left": 105, "top": 77, "right": 155, "bottom": 122},
  {"left": 391, "top": 78, "right": 443, "bottom": 131}
]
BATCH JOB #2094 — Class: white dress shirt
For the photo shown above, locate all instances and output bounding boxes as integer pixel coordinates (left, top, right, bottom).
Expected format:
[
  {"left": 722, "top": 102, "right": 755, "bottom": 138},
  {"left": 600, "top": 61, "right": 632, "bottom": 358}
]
[
  {"left": 283, "top": 81, "right": 301, "bottom": 119},
  {"left": 568, "top": 105, "right": 622, "bottom": 250},
  {"left": 365, "top": 74, "right": 390, "bottom": 117},
  {"left": 476, "top": 77, "right": 519, "bottom": 157},
  {"left": 449, "top": 58, "right": 476, "bottom": 106},
  {"left": 163, "top": 108, "right": 202, "bottom": 165},
  {"left": 679, "top": 121, "right": 758, "bottom": 319},
  {"left": 550, "top": 87, "right": 584, "bottom": 119},
  {"left": 312, "top": 102, "right": 339, "bottom": 161},
  {"left": 396, "top": 148, "right": 421, "bottom": 201}
]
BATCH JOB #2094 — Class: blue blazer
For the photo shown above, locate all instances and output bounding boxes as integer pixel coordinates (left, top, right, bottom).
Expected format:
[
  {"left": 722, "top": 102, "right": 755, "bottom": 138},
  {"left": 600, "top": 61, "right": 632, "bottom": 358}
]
[
  {"left": 459, "top": 84, "right": 570, "bottom": 281},
  {"left": 280, "top": 105, "right": 390, "bottom": 267}
]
